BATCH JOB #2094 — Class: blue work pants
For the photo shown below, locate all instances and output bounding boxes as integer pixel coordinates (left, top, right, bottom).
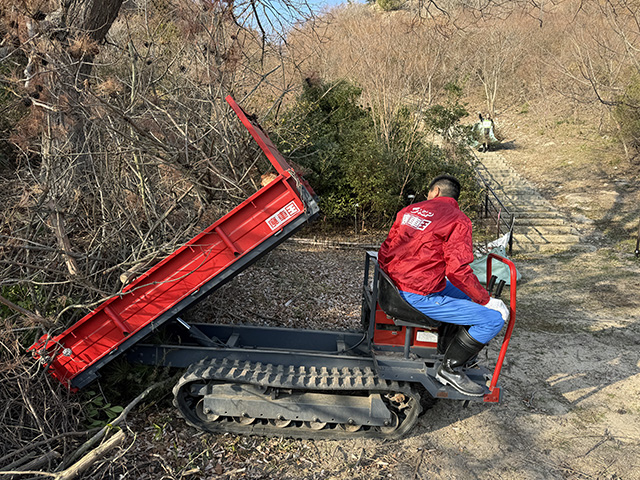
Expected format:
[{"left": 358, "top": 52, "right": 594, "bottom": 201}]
[{"left": 399, "top": 281, "right": 504, "bottom": 344}]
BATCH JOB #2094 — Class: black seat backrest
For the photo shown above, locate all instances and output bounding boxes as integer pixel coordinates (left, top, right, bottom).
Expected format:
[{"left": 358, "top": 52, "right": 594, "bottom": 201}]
[{"left": 377, "top": 268, "right": 441, "bottom": 327}]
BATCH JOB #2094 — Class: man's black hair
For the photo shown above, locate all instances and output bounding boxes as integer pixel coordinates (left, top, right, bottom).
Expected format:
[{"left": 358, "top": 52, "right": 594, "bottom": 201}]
[{"left": 428, "top": 174, "right": 461, "bottom": 200}]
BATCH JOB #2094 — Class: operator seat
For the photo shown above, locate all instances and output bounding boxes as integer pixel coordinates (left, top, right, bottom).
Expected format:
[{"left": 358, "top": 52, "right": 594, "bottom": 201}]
[{"left": 377, "top": 268, "right": 441, "bottom": 328}]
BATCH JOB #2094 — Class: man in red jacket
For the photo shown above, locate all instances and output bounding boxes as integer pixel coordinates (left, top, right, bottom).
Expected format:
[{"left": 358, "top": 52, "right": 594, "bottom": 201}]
[{"left": 378, "top": 174, "right": 509, "bottom": 396}]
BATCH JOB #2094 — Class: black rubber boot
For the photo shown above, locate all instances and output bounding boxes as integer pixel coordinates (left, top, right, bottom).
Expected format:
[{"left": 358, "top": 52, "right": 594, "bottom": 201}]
[
  {"left": 435, "top": 328, "right": 486, "bottom": 396},
  {"left": 437, "top": 323, "right": 460, "bottom": 355}
]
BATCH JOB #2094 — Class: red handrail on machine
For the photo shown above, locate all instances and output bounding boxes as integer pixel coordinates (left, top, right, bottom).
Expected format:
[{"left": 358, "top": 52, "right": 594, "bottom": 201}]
[{"left": 483, "top": 253, "right": 517, "bottom": 402}]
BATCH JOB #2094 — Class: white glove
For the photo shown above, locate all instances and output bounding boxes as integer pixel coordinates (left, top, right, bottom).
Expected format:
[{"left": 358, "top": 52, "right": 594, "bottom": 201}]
[{"left": 485, "top": 297, "right": 510, "bottom": 322}]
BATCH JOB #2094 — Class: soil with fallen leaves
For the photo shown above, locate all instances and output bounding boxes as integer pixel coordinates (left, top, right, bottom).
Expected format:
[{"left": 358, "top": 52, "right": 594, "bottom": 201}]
[{"left": 94, "top": 230, "right": 640, "bottom": 480}]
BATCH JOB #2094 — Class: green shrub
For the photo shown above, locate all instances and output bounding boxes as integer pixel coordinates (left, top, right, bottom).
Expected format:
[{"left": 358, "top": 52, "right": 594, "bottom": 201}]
[
  {"left": 275, "top": 80, "right": 390, "bottom": 223},
  {"left": 423, "top": 82, "right": 471, "bottom": 146},
  {"left": 274, "top": 79, "right": 481, "bottom": 228},
  {"left": 391, "top": 117, "right": 480, "bottom": 209},
  {"left": 82, "top": 390, "right": 125, "bottom": 428}
]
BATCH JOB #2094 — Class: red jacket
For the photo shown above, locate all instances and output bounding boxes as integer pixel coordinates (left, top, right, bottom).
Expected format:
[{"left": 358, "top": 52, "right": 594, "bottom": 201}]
[{"left": 378, "top": 196, "right": 489, "bottom": 305}]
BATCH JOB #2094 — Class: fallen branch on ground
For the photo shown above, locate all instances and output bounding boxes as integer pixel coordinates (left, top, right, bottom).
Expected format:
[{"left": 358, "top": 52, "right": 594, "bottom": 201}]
[
  {"left": 1, "top": 380, "right": 171, "bottom": 480},
  {"left": 53, "top": 429, "right": 125, "bottom": 480},
  {"left": 0, "top": 294, "right": 51, "bottom": 328},
  {"left": 60, "top": 379, "right": 172, "bottom": 470}
]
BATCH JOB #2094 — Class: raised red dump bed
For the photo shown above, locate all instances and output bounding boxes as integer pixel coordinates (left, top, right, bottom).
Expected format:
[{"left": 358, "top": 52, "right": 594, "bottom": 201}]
[{"left": 30, "top": 96, "right": 319, "bottom": 389}]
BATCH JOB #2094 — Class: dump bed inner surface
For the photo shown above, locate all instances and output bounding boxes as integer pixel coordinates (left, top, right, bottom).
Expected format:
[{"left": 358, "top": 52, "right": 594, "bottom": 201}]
[{"left": 29, "top": 96, "right": 319, "bottom": 388}]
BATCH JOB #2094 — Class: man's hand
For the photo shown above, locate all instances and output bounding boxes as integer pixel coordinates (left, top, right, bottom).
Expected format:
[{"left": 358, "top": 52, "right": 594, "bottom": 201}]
[{"left": 485, "top": 297, "right": 510, "bottom": 322}]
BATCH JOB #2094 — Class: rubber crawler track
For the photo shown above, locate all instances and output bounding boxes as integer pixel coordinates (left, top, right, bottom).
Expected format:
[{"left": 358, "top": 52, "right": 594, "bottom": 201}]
[{"left": 173, "top": 358, "right": 423, "bottom": 440}]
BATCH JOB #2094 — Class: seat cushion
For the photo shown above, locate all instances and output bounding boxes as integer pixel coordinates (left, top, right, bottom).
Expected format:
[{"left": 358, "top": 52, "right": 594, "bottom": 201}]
[{"left": 377, "top": 268, "right": 441, "bottom": 327}]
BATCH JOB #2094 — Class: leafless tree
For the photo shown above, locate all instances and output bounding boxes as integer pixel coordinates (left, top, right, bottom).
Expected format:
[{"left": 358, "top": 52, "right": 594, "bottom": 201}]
[{"left": 471, "top": 22, "right": 526, "bottom": 117}]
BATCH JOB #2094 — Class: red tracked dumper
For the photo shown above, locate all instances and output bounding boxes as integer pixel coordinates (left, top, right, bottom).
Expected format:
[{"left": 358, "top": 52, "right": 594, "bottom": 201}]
[{"left": 29, "top": 97, "right": 518, "bottom": 440}]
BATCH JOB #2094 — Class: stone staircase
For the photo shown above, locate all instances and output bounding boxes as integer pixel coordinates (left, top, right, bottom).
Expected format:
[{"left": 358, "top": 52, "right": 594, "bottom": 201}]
[{"left": 475, "top": 151, "right": 586, "bottom": 253}]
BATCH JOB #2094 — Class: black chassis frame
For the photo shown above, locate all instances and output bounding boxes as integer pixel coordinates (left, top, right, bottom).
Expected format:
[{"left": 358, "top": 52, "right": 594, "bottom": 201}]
[{"left": 126, "top": 253, "right": 497, "bottom": 403}]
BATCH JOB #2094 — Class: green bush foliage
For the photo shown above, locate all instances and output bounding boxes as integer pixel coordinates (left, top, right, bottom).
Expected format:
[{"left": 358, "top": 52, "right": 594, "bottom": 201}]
[
  {"left": 423, "top": 82, "right": 471, "bottom": 145},
  {"left": 274, "top": 79, "right": 481, "bottom": 227},
  {"left": 275, "top": 80, "right": 385, "bottom": 221},
  {"left": 82, "top": 390, "right": 125, "bottom": 428}
]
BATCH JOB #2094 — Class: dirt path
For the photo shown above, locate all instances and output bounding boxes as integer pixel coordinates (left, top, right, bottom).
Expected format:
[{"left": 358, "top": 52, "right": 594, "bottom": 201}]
[
  {"left": 110, "top": 127, "right": 640, "bottom": 480},
  {"left": 400, "top": 248, "right": 640, "bottom": 480},
  {"left": 117, "top": 238, "right": 640, "bottom": 480}
]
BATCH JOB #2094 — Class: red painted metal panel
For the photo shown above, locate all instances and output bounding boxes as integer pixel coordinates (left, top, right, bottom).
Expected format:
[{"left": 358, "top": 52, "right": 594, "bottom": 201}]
[
  {"left": 226, "top": 96, "right": 292, "bottom": 176},
  {"left": 372, "top": 308, "right": 438, "bottom": 349},
  {"left": 373, "top": 310, "right": 405, "bottom": 347},
  {"left": 29, "top": 97, "right": 316, "bottom": 388}
]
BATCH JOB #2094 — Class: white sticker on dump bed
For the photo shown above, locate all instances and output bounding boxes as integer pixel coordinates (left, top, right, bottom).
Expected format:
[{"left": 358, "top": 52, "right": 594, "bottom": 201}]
[
  {"left": 266, "top": 201, "right": 301, "bottom": 230},
  {"left": 416, "top": 330, "right": 438, "bottom": 343}
]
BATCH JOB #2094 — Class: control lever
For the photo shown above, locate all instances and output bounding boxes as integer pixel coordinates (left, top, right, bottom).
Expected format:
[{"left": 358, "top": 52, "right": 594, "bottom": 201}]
[{"left": 487, "top": 275, "right": 497, "bottom": 294}]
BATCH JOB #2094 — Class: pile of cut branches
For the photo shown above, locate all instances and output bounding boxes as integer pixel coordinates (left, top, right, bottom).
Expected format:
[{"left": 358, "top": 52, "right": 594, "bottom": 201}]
[{"left": 0, "top": 323, "right": 169, "bottom": 480}]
